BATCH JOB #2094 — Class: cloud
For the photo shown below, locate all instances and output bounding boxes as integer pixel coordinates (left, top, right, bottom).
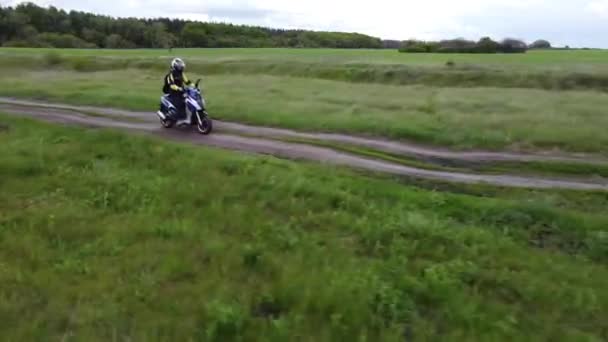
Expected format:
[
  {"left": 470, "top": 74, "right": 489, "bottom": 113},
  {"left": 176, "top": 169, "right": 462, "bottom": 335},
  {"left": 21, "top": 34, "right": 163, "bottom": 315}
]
[
  {"left": 5, "top": 0, "right": 608, "bottom": 47},
  {"left": 587, "top": 0, "right": 608, "bottom": 17},
  {"left": 206, "top": 7, "right": 275, "bottom": 21}
]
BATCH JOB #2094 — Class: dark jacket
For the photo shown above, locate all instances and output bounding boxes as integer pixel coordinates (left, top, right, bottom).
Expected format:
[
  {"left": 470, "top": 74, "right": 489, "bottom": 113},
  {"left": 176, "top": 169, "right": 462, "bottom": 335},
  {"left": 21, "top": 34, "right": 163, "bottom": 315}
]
[{"left": 163, "top": 70, "right": 191, "bottom": 94}]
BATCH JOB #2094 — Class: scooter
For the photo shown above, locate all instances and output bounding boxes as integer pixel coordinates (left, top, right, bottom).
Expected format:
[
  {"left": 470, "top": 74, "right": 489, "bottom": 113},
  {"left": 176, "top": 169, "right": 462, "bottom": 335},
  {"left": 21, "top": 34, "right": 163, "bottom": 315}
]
[{"left": 156, "top": 79, "right": 213, "bottom": 135}]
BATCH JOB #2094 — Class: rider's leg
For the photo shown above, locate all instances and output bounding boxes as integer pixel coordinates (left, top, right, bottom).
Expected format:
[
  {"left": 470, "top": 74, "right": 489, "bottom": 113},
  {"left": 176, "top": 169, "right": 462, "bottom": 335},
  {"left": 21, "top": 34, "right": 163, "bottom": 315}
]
[
  {"left": 172, "top": 94, "right": 190, "bottom": 125},
  {"left": 159, "top": 95, "right": 168, "bottom": 116},
  {"left": 168, "top": 93, "right": 186, "bottom": 121}
]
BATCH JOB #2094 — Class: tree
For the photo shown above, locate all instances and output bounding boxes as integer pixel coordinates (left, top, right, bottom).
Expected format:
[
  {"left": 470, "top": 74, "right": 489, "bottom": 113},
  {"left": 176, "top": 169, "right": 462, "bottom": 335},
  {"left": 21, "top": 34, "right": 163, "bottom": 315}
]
[
  {"left": 0, "top": 2, "right": 421, "bottom": 49},
  {"left": 438, "top": 39, "right": 477, "bottom": 53},
  {"left": 37, "top": 32, "right": 95, "bottom": 48},
  {"left": 399, "top": 40, "right": 433, "bottom": 53},
  {"left": 500, "top": 38, "right": 528, "bottom": 53},
  {"left": 382, "top": 40, "right": 401, "bottom": 49},
  {"left": 3, "top": 10, "right": 29, "bottom": 40},
  {"left": 476, "top": 37, "right": 499, "bottom": 53},
  {"left": 398, "top": 37, "right": 528, "bottom": 54},
  {"left": 530, "top": 39, "right": 551, "bottom": 49},
  {"left": 18, "top": 24, "right": 38, "bottom": 40},
  {"left": 69, "top": 10, "right": 86, "bottom": 36},
  {"left": 82, "top": 28, "right": 104, "bottom": 47},
  {"left": 0, "top": 7, "right": 8, "bottom": 44},
  {"left": 14, "top": 2, "right": 44, "bottom": 30},
  {"left": 181, "top": 23, "right": 209, "bottom": 47},
  {"left": 104, "top": 34, "right": 135, "bottom": 49},
  {"left": 112, "top": 18, "right": 146, "bottom": 46},
  {"left": 144, "top": 22, "right": 173, "bottom": 48}
]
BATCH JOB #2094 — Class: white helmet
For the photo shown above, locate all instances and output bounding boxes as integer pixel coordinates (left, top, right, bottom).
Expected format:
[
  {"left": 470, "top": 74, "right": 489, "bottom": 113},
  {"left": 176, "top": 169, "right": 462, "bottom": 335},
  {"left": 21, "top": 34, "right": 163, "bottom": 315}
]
[{"left": 171, "top": 58, "right": 185, "bottom": 72}]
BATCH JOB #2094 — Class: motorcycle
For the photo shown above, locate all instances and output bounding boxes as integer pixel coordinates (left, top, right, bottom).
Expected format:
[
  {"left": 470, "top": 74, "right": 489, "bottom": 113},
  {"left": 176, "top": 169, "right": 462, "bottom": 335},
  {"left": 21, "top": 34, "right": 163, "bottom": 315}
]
[{"left": 156, "top": 79, "right": 213, "bottom": 135}]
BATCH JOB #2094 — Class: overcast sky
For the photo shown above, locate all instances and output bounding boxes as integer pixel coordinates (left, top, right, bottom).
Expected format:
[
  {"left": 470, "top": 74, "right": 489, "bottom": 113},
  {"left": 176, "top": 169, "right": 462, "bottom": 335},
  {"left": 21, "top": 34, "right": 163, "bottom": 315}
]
[{"left": 4, "top": 0, "right": 608, "bottom": 47}]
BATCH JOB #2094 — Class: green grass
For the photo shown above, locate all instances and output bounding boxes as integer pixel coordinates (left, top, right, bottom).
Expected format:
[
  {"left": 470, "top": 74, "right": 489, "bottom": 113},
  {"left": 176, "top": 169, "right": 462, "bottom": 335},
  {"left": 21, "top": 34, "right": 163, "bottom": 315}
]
[
  {"left": 2, "top": 47, "right": 608, "bottom": 70},
  {"left": 2, "top": 49, "right": 608, "bottom": 91},
  {"left": 1, "top": 68, "right": 608, "bottom": 154},
  {"left": 1, "top": 115, "right": 608, "bottom": 340},
  {"left": 476, "top": 160, "right": 608, "bottom": 179},
  {"left": 268, "top": 135, "right": 608, "bottom": 179},
  {"left": 7, "top": 96, "right": 606, "bottom": 181}
]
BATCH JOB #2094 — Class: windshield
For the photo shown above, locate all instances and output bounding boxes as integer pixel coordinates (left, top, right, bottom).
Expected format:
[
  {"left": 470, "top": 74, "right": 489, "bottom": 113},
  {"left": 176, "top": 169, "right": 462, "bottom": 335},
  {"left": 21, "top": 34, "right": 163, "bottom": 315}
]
[{"left": 186, "top": 87, "right": 200, "bottom": 99}]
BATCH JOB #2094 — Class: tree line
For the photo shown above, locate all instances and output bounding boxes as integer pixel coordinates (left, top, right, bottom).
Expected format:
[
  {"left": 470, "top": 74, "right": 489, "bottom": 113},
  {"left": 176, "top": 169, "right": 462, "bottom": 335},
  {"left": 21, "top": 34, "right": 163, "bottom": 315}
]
[
  {"left": 0, "top": 2, "right": 556, "bottom": 52},
  {"left": 0, "top": 2, "right": 383, "bottom": 49},
  {"left": 398, "top": 38, "right": 552, "bottom": 54}
]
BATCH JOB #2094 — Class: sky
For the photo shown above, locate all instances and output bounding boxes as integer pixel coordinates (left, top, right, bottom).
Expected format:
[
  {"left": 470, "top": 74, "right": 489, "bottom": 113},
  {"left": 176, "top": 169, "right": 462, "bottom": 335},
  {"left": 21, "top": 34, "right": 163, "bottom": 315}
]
[{"left": 4, "top": 0, "right": 608, "bottom": 48}]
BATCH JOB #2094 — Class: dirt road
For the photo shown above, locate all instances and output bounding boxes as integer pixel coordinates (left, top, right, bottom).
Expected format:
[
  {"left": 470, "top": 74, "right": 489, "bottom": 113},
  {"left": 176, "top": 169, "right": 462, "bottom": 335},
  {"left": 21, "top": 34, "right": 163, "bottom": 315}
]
[
  {"left": 2, "top": 97, "right": 605, "bottom": 165},
  {"left": 1, "top": 99, "right": 607, "bottom": 191}
]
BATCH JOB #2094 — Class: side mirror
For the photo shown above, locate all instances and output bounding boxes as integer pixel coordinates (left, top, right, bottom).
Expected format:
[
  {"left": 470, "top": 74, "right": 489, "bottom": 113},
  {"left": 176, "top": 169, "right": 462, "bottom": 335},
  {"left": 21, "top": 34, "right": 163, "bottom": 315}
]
[{"left": 195, "top": 79, "right": 201, "bottom": 88}]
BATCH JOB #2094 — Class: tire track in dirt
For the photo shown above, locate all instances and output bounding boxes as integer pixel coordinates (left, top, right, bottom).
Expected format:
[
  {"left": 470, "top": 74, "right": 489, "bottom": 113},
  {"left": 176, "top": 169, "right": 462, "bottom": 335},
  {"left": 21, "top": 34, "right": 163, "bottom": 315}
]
[
  {"left": 1, "top": 102, "right": 607, "bottom": 191},
  {"left": 1, "top": 97, "right": 606, "bottom": 165}
]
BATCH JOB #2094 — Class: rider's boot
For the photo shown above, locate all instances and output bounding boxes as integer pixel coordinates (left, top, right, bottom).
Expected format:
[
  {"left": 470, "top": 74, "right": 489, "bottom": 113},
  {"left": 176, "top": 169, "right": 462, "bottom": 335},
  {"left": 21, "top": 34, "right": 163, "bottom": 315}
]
[
  {"left": 157, "top": 103, "right": 166, "bottom": 120},
  {"left": 176, "top": 110, "right": 189, "bottom": 126}
]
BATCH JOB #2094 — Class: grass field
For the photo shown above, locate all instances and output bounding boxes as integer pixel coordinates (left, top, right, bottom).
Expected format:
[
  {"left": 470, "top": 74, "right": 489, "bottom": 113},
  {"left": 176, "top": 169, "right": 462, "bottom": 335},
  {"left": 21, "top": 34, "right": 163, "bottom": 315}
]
[
  {"left": 2, "top": 48, "right": 608, "bottom": 90},
  {"left": 1, "top": 115, "right": 608, "bottom": 341},
  {"left": 2, "top": 48, "right": 608, "bottom": 70},
  {"left": 1, "top": 68, "right": 608, "bottom": 153},
  {"left": 1, "top": 48, "right": 608, "bottom": 154},
  {"left": 2, "top": 47, "right": 608, "bottom": 340}
]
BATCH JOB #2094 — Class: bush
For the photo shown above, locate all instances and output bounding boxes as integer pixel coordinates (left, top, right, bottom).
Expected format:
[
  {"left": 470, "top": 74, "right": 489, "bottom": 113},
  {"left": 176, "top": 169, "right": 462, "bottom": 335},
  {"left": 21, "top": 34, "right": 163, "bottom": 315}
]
[
  {"left": 2, "top": 40, "right": 31, "bottom": 48},
  {"left": 400, "top": 44, "right": 426, "bottom": 53},
  {"left": 426, "top": 42, "right": 440, "bottom": 53},
  {"left": 204, "top": 301, "right": 248, "bottom": 340},
  {"left": 37, "top": 33, "right": 96, "bottom": 48},
  {"left": 3, "top": 39, "right": 52, "bottom": 48},
  {"left": 398, "top": 37, "right": 525, "bottom": 54},
  {"left": 71, "top": 58, "right": 101, "bottom": 72},
  {"left": 43, "top": 52, "right": 63, "bottom": 66},
  {"left": 476, "top": 37, "right": 500, "bottom": 53},
  {"left": 530, "top": 39, "right": 552, "bottom": 49},
  {"left": 104, "top": 34, "right": 136, "bottom": 49},
  {"left": 438, "top": 39, "right": 477, "bottom": 53},
  {"left": 398, "top": 40, "right": 439, "bottom": 53}
]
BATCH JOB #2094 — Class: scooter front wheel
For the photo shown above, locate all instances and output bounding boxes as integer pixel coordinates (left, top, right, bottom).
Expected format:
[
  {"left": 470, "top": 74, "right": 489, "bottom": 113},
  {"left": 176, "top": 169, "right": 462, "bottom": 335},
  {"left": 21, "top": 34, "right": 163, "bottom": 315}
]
[{"left": 197, "top": 112, "right": 213, "bottom": 135}]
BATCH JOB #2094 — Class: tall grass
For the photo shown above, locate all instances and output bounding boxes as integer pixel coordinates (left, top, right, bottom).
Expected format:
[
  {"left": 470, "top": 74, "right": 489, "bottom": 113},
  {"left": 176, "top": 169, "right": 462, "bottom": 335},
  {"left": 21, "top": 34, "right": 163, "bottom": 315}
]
[
  {"left": 4, "top": 47, "right": 608, "bottom": 67},
  {"left": 1, "top": 69, "right": 608, "bottom": 153},
  {"left": 1, "top": 115, "right": 608, "bottom": 340},
  {"left": 2, "top": 52, "right": 608, "bottom": 91}
]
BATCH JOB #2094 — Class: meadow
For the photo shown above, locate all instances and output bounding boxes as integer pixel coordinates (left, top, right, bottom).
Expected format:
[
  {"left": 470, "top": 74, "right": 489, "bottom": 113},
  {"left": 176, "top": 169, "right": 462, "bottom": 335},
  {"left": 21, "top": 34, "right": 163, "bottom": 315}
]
[
  {"left": 1, "top": 48, "right": 608, "bottom": 153},
  {"left": 1, "top": 115, "right": 608, "bottom": 341},
  {"left": 2, "top": 47, "right": 608, "bottom": 70},
  {"left": 1, "top": 48, "right": 608, "bottom": 341}
]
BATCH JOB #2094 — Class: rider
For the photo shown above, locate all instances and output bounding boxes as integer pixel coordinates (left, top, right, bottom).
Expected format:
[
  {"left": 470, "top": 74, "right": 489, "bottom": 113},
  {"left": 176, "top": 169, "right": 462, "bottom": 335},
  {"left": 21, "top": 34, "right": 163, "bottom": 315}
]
[{"left": 162, "top": 58, "right": 192, "bottom": 125}]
